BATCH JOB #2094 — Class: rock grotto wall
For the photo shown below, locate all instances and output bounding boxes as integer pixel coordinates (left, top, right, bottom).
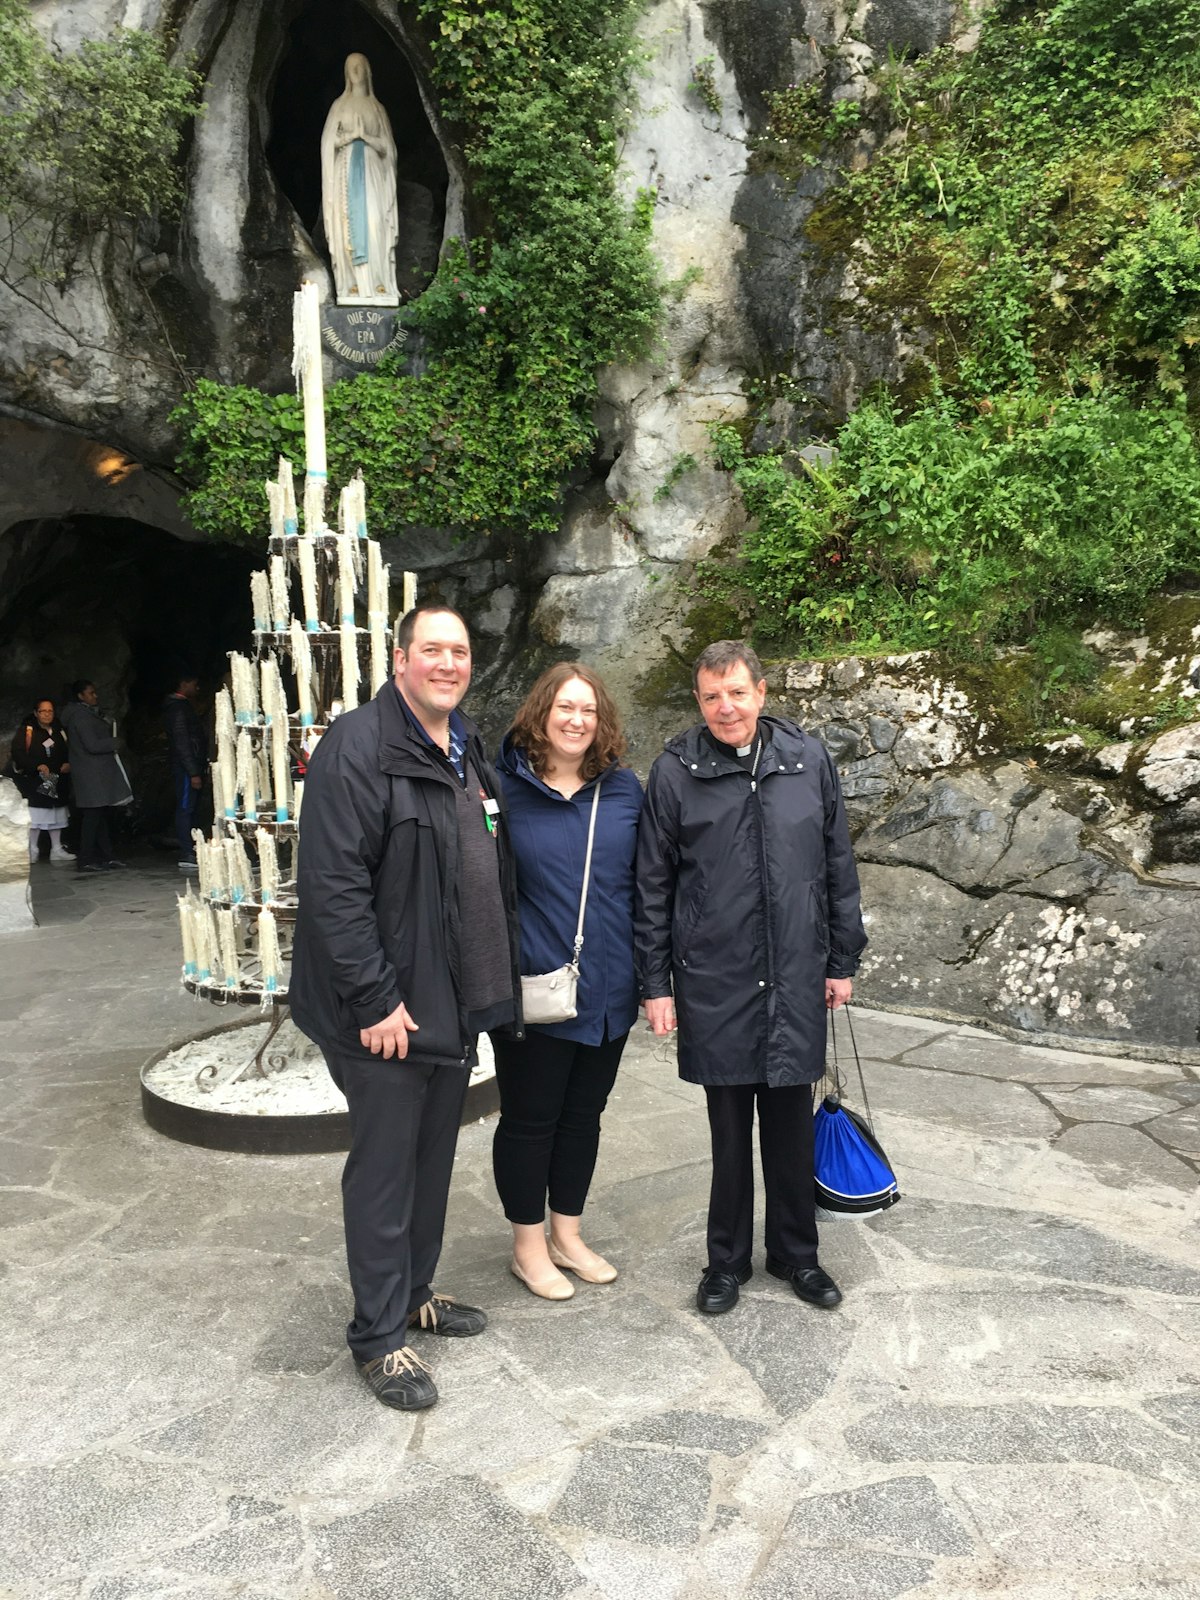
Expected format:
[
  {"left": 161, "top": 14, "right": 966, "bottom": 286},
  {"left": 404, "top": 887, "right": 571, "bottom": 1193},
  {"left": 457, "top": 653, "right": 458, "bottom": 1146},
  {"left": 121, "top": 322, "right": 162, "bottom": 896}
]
[
  {"left": 769, "top": 600, "right": 1200, "bottom": 1057},
  {"left": 521, "top": 0, "right": 964, "bottom": 725},
  {"left": 2, "top": 0, "right": 963, "bottom": 721}
]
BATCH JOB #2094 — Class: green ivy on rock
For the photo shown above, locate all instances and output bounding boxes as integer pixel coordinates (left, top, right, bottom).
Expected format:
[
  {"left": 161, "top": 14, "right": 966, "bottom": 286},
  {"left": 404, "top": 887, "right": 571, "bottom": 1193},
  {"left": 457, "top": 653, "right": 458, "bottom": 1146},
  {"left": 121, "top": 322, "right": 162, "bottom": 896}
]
[
  {"left": 708, "top": 0, "right": 1200, "bottom": 667},
  {"left": 173, "top": 0, "right": 660, "bottom": 543}
]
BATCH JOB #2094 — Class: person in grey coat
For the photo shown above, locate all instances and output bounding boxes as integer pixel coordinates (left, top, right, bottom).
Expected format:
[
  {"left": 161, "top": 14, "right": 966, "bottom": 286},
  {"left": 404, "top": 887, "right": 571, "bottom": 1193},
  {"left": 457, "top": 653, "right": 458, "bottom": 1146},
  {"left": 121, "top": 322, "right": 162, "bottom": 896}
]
[
  {"left": 59, "top": 680, "right": 131, "bottom": 874},
  {"left": 635, "top": 640, "right": 867, "bottom": 1316}
]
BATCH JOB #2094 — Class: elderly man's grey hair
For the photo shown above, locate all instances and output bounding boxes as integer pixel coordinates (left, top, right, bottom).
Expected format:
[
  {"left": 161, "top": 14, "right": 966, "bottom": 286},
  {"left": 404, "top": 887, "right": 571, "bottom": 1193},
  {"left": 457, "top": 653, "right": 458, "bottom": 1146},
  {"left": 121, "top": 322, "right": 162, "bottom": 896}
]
[{"left": 692, "top": 639, "right": 765, "bottom": 691}]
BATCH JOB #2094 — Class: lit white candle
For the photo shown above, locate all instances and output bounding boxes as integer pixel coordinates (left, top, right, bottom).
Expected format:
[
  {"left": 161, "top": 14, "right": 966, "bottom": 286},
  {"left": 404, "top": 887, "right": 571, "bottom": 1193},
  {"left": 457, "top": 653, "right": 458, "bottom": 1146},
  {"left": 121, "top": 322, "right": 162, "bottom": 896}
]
[
  {"left": 278, "top": 456, "right": 298, "bottom": 536},
  {"left": 208, "top": 762, "right": 224, "bottom": 831},
  {"left": 289, "top": 619, "right": 314, "bottom": 726},
  {"left": 193, "top": 830, "right": 212, "bottom": 899},
  {"left": 261, "top": 659, "right": 291, "bottom": 820},
  {"left": 304, "top": 476, "right": 326, "bottom": 539},
  {"left": 178, "top": 895, "right": 196, "bottom": 977},
  {"left": 293, "top": 282, "right": 327, "bottom": 472},
  {"left": 260, "top": 655, "right": 277, "bottom": 729},
  {"left": 297, "top": 538, "right": 319, "bottom": 633},
  {"left": 236, "top": 729, "right": 257, "bottom": 822},
  {"left": 369, "top": 613, "right": 388, "bottom": 695},
  {"left": 225, "top": 830, "right": 252, "bottom": 904},
  {"left": 257, "top": 744, "right": 272, "bottom": 819},
  {"left": 293, "top": 778, "right": 305, "bottom": 827},
  {"left": 367, "top": 540, "right": 385, "bottom": 615},
  {"left": 269, "top": 554, "right": 290, "bottom": 633},
  {"left": 258, "top": 907, "right": 283, "bottom": 998},
  {"left": 266, "top": 478, "right": 284, "bottom": 541},
  {"left": 206, "top": 837, "right": 226, "bottom": 901},
  {"left": 250, "top": 571, "right": 271, "bottom": 633},
  {"left": 273, "top": 720, "right": 291, "bottom": 821},
  {"left": 336, "top": 533, "right": 357, "bottom": 625},
  {"left": 353, "top": 472, "right": 368, "bottom": 539},
  {"left": 256, "top": 826, "right": 279, "bottom": 905},
  {"left": 402, "top": 570, "right": 417, "bottom": 615},
  {"left": 215, "top": 693, "right": 237, "bottom": 817},
  {"left": 229, "top": 655, "right": 248, "bottom": 723},
  {"left": 192, "top": 901, "right": 213, "bottom": 982},
  {"left": 217, "top": 907, "right": 239, "bottom": 990},
  {"left": 339, "top": 620, "right": 360, "bottom": 709},
  {"left": 230, "top": 654, "right": 256, "bottom": 724}
]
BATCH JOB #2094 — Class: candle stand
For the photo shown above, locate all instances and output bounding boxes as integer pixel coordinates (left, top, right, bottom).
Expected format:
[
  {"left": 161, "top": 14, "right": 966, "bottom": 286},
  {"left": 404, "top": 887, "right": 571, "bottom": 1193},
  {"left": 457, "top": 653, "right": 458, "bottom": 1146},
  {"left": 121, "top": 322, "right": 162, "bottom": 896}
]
[{"left": 143, "top": 283, "right": 496, "bottom": 1154}]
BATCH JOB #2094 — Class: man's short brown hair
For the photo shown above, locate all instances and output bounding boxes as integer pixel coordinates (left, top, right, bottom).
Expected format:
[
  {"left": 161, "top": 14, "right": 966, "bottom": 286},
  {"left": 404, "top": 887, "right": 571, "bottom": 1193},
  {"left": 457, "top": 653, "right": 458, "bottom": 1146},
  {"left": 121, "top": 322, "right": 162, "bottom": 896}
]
[
  {"left": 692, "top": 640, "right": 765, "bottom": 691},
  {"left": 394, "top": 604, "right": 469, "bottom": 656}
]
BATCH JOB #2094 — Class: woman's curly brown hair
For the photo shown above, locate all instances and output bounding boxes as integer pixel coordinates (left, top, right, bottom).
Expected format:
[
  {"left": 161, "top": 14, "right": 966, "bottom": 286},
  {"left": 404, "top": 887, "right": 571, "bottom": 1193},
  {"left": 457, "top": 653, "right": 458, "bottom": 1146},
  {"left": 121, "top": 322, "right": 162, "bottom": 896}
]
[{"left": 509, "top": 662, "right": 627, "bottom": 782}]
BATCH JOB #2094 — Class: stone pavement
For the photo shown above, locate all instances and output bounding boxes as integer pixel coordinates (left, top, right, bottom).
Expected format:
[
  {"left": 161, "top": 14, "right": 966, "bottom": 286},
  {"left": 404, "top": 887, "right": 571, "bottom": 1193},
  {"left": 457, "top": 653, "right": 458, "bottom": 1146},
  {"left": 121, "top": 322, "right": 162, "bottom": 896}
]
[{"left": 1, "top": 860, "right": 1199, "bottom": 1600}]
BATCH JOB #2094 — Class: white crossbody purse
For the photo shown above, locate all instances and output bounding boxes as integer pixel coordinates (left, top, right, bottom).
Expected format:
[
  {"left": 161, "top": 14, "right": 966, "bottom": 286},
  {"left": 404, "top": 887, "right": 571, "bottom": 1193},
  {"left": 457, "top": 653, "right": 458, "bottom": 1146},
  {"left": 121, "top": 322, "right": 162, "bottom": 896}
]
[{"left": 519, "top": 780, "right": 602, "bottom": 1025}]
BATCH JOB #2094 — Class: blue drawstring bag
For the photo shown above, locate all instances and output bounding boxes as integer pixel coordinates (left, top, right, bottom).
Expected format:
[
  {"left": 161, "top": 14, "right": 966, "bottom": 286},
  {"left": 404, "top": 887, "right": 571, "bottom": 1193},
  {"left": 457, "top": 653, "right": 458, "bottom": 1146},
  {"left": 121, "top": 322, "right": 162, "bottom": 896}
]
[{"left": 814, "top": 1007, "right": 900, "bottom": 1215}]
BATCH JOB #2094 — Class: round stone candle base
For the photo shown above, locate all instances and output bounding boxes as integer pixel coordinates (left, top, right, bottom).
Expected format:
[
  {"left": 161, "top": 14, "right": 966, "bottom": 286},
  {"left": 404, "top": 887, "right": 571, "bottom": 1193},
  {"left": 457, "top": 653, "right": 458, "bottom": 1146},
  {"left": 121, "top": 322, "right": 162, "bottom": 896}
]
[{"left": 141, "top": 1016, "right": 498, "bottom": 1154}]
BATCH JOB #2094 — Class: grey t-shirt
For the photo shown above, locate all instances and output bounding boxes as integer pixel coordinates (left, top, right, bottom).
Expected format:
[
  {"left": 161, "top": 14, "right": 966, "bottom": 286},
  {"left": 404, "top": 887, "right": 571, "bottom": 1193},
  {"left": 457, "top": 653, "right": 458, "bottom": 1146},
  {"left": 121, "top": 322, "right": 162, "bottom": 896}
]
[{"left": 456, "top": 757, "right": 515, "bottom": 1034}]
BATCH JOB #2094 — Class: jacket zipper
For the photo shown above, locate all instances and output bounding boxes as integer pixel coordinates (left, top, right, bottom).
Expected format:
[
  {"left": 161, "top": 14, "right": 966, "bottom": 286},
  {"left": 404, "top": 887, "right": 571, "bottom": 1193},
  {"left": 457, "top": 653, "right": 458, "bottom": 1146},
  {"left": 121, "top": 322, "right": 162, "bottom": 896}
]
[{"left": 752, "top": 778, "right": 776, "bottom": 999}]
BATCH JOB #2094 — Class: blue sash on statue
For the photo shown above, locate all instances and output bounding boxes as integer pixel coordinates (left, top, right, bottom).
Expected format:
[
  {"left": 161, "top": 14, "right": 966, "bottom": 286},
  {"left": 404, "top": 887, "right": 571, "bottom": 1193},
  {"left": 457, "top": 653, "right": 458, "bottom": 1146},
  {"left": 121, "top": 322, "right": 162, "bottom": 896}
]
[{"left": 348, "top": 139, "right": 369, "bottom": 266}]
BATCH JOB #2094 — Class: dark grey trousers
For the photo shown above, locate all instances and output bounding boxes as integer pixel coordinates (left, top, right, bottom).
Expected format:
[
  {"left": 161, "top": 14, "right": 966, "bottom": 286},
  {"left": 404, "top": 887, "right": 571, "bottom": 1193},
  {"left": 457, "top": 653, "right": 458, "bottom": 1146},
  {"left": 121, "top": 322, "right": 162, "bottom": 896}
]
[{"left": 322, "top": 1045, "right": 469, "bottom": 1361}]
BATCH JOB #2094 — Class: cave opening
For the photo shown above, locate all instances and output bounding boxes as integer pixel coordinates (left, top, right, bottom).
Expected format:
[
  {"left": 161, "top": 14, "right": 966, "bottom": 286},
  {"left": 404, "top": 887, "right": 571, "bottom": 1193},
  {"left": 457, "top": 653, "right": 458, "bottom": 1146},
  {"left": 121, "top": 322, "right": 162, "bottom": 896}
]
[
  {"left": 0, "top": 517, "right": 258, "bottom": 842},
  {"left": 265, "top": 0, "right": 449, "bottom": 302}
]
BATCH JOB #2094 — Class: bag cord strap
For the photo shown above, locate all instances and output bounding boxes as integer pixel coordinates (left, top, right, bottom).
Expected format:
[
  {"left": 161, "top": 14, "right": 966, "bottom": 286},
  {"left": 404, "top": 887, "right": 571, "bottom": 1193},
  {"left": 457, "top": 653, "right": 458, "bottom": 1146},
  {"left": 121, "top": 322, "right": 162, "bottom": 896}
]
[
  {"left": 571, "top": 780, "right": 602, "bottom": 964},
  {"left": 828, "top": 1004, "right": 875, "bottom": 1133}
]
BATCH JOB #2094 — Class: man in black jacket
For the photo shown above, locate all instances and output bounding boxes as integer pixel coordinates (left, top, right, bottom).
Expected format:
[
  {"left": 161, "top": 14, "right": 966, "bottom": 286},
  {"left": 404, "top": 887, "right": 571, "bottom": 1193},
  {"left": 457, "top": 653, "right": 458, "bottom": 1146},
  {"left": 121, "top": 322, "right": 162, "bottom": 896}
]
[
  {"left": 636, "top": 640, "right": 867, "bottom": 1318},
  {"left": 163, "top": 673, "right": 207, "bottom": 872},
  {"left": 290, "top": 606, "right": 522, "bottom": 1410}
]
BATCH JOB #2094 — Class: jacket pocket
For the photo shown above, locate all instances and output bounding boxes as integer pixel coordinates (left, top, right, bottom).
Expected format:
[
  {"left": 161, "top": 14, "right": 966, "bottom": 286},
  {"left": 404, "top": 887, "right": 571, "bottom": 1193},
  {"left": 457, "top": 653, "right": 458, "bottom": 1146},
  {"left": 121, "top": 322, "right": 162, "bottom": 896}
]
[
  {"left": 810, "top": 882, "right": 830, "bottom": 957},
  {"left": 673, "top": 878, "right": 710, "bottom": 966}
]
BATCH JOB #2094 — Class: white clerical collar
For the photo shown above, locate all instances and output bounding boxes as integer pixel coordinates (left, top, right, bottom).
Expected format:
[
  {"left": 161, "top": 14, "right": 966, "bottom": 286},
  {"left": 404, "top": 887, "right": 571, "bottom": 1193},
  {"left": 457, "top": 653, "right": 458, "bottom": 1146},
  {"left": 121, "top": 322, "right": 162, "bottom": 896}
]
[{"left": 736, "top": 743, "right": 753, "bottom": 757}]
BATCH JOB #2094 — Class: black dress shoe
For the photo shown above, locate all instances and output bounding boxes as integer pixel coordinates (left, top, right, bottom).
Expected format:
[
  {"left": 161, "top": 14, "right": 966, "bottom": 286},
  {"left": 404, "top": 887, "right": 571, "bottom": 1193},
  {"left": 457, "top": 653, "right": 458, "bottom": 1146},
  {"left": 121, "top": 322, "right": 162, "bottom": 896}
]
[
  {"left": 696, "top": 1262, "right": 752, "bottom": 1315},
  {"left": 765, "top": 1256, "right": 843, "bottom": 1308}
]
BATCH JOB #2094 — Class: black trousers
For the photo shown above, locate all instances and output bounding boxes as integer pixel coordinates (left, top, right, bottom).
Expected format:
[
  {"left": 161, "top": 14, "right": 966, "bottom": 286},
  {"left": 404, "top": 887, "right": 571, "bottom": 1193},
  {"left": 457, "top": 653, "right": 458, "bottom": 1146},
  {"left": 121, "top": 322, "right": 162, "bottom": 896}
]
[
  {"left": 322, "top": 1044, "right": 468, "bottom": 1361},
  {"left": 77, "top": 807, "right": 114, "bottom": 869},
  {"left": 704, "top": 1082, "right": 818, "bottom": 1272},
  {"left": 173, "top": 771, "right": 200, "bottom": 861},
  {"left": 491, "top": 1028, "right": 627, "bottom": 1225}
]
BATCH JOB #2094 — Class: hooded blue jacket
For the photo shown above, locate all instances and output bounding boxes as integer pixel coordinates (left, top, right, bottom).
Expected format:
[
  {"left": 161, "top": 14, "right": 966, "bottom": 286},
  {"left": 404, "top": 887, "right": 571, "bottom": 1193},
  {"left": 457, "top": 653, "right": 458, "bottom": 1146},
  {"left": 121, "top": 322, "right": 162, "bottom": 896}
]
[{"left": 495, "top": 734, "right": 644, "bottom": 1045}]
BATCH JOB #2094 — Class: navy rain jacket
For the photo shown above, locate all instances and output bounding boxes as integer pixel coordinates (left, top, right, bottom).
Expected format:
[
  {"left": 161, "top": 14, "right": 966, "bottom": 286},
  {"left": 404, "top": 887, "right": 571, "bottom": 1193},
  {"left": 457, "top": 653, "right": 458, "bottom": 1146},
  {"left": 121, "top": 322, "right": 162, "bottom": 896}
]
[
  {"left": 635, "top": 715, "right": 867, "bottom": 1087},
  {"left": 495, "top": 734, "right": 643, "bottom": 1045}
]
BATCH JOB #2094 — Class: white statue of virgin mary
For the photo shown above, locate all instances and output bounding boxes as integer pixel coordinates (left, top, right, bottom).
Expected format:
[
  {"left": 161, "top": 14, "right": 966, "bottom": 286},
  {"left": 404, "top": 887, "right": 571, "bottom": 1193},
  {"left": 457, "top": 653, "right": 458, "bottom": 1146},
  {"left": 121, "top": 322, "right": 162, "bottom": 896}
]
[{"left": 320, "top": 53, "right": 400, "bottom": 305}]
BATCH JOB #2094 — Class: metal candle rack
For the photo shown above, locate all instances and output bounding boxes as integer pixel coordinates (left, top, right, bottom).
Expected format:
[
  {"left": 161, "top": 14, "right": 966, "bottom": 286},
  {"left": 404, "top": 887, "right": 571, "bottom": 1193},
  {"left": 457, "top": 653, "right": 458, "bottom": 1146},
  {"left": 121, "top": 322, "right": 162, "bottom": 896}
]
[{"left": 179, "top": 467, "right": 411, "bottom": 1094}]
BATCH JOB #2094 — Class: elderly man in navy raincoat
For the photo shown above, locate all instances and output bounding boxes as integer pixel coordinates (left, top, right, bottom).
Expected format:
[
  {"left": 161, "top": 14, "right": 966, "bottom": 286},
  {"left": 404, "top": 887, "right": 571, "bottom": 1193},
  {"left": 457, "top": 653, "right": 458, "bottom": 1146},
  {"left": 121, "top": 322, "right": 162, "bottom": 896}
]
[{"left": 635, "top": 640, "right": 867, "bottom": 1315}]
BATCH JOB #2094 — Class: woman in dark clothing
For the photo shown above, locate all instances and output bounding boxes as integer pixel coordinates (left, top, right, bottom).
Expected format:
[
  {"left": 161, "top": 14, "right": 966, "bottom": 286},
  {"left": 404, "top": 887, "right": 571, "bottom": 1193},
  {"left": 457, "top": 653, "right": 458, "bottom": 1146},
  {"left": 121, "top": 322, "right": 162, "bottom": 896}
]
[
  {"left": 59, "top": 680, "right": 132, "bottom": 874},
  {"left": 492, "top": 663, "right": 643, "bottom": 1300},
  {"left": 11, "top": 699, "right": 72, "bottom": 862}
]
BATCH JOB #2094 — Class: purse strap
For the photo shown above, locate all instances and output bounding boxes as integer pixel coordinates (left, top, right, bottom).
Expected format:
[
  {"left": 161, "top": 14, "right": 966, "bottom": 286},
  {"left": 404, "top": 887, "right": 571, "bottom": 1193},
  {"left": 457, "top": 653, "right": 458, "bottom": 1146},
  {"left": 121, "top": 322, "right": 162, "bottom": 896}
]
[{"left": 571, "top": 780, "right": 603, "bottom": 966}]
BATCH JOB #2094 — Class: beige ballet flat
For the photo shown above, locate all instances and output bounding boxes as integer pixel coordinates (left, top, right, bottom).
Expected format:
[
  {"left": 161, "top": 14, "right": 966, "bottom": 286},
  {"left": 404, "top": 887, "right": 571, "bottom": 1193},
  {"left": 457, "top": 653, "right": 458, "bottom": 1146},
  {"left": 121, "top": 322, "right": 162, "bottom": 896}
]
[
  {"left": 547, "top": 1240, "right": 619, "bottom": 1284},
  {"left": 510, "top": 1255, "right": 575, "bottom": 1301}
]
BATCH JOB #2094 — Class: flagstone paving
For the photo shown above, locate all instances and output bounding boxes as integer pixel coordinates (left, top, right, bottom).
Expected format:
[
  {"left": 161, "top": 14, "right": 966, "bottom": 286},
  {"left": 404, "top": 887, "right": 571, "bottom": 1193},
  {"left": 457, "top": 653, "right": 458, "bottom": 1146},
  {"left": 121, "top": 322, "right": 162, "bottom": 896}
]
[{"left": 1, "top": 860, "right": 1198, "bottom": 1599}]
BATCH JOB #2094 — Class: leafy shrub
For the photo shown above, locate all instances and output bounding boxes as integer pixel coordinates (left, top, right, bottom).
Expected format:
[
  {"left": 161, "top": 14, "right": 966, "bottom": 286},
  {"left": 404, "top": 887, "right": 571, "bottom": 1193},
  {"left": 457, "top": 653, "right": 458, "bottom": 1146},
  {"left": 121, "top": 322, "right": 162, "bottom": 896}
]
[
  {"left": 709, "top": 390, "right": 1200, "bottom": 652},
  {"left": 809, "top": 0, "right": 1200, "bottom": 400},
  {"left": 0, "top": 4, "right": 200, "bottom": 286}
]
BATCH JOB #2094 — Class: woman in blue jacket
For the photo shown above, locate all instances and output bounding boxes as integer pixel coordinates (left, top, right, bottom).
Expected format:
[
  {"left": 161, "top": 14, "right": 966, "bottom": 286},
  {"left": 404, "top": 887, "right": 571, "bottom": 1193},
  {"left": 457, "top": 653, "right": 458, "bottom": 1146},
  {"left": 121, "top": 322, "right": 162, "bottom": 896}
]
[{"left": 493, "top": 663, "right": 643, "bottom": 1300}]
